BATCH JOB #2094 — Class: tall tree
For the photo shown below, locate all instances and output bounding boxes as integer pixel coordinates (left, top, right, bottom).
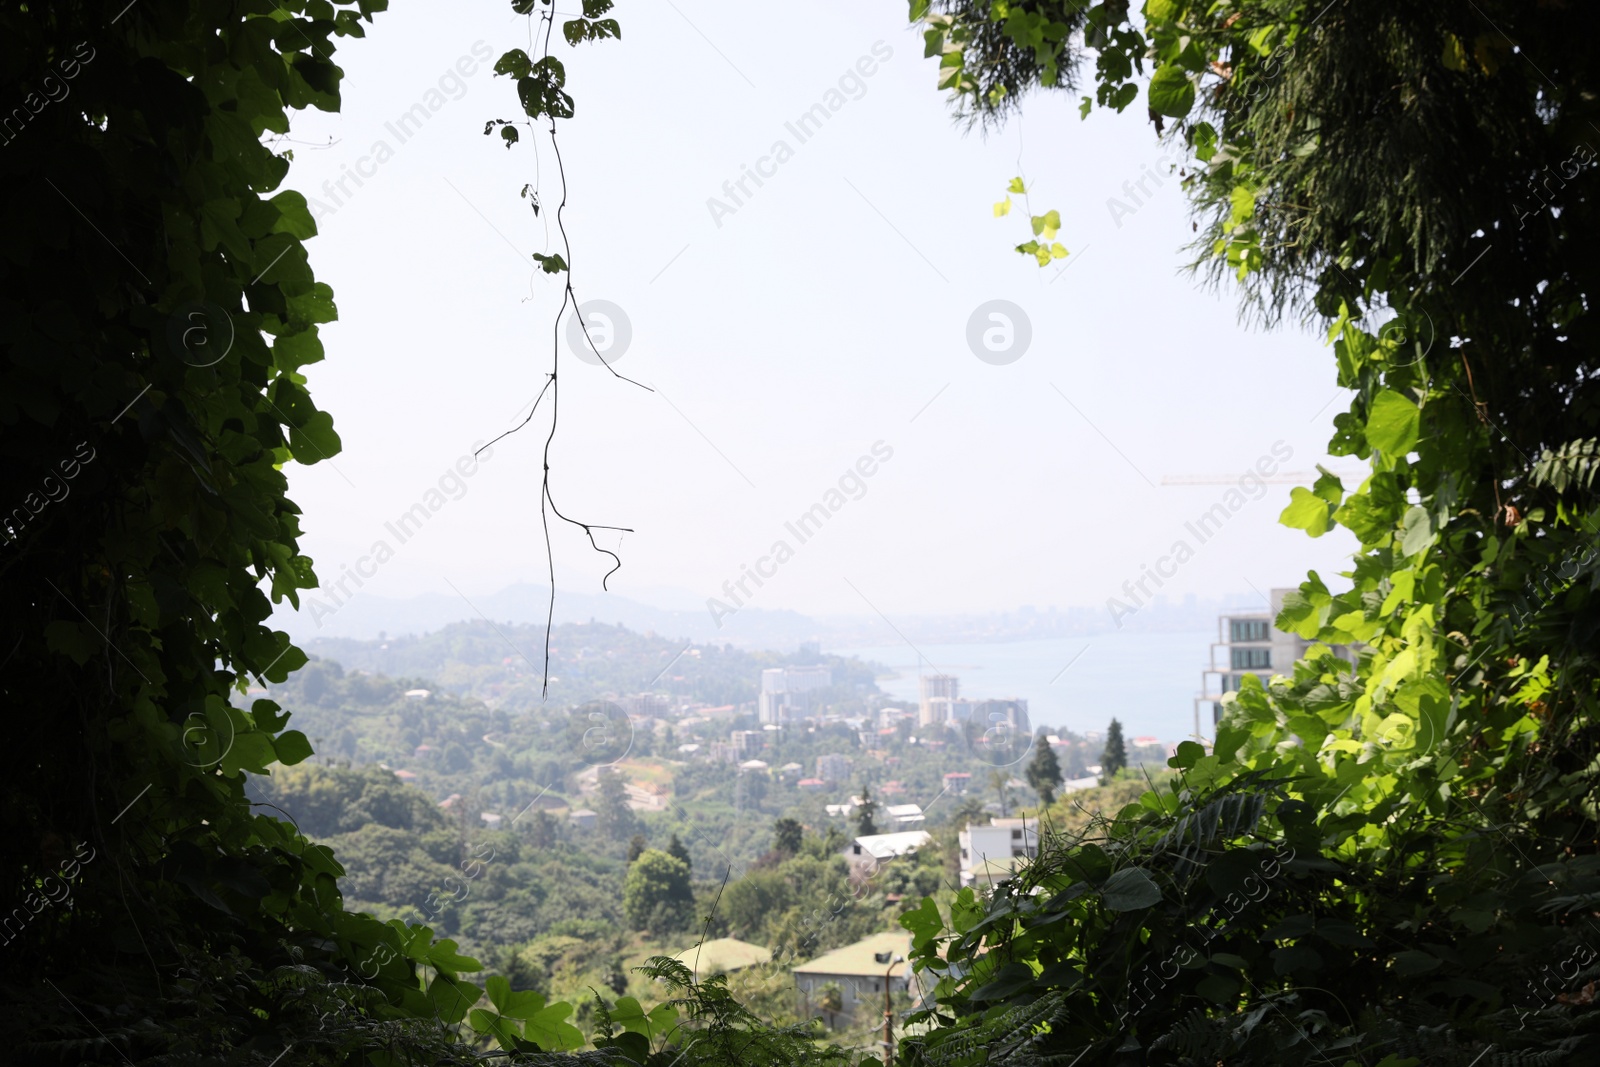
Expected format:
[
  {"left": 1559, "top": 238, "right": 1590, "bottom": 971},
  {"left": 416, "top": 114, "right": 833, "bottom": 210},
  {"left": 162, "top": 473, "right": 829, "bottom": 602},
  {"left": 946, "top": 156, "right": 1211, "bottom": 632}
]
[
  {"left": 1099, "top": 718, "right": 1127, "bottom": 784},
  {"left": 623, "top": 849, "right": 693, "bottom": 933},
  {"left": 595, "top": 766, "right": 637, "bottom": 843},
  {"left": 854, "top": 784, "right": 878, "bottom": 836},
  {"left": 627, "top": 833, "right": 648, "bottom": 864},
  {"left": 1025, "top": 729, "right": 1064, "bottom": 807},
  {"left": 666, "top": 831, "right": 692, "bottom": 874},
  {"left": 772, "top": 816, "right": 804, "bottom": 857},
  {"left": 989, "top": 769, "right": 1011, "bottom": 818}
]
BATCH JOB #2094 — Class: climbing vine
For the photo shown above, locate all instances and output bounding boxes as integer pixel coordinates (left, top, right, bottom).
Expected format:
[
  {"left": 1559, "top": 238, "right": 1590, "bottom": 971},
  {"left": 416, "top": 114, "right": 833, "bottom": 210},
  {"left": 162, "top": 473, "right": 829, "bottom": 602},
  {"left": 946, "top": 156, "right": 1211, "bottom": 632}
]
[{"left": 898, "top": 2, "right": 1600, "bottom": 1064}]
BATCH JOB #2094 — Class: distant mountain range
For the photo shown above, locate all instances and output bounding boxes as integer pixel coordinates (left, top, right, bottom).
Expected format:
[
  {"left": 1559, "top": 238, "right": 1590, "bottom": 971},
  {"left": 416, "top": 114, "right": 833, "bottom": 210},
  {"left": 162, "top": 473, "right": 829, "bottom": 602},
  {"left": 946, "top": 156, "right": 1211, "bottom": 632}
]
[{"left": 272, "top": 580, "right": 1268, "bottom": 651}]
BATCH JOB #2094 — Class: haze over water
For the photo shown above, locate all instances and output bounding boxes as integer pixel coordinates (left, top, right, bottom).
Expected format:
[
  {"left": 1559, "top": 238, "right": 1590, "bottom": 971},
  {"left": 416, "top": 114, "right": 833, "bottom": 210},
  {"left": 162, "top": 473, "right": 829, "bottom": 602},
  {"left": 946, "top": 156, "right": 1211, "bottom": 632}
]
[{"left": 835, "top": 627, "right": 1217, "bottom": 745}]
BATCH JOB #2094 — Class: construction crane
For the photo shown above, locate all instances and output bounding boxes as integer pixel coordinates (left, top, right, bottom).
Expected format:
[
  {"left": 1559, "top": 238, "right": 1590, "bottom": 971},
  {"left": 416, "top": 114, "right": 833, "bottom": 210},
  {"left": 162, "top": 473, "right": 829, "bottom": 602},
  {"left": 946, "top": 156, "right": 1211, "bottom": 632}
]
[{"left": 1160, "top": 469, "right": 1361, "bottom": 486}]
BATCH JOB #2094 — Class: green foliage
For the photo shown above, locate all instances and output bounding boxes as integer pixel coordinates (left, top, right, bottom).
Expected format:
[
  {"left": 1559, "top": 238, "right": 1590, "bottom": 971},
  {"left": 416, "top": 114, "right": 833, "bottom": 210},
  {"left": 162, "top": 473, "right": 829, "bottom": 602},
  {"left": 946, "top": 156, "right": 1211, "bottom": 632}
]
[
  {"left": 773, "top": 816, "right": 805, "bottom": 856},
  {"left": 624, "top": 849, "right": 694, "bottom": 933},
  {"left": 856, "top": 783, "right": 880, "bottom": 836},
  {"left": 1025, "top": 729, "right": 1063, "bottom": 807},
  {"left": 994, "top": 176, "right": 1068, "bottom": 266},
  {"left": 902, "top": 0, "right": 1600, "bottom": 1063},
  {"left": 1098, "top": 718, "right": 1126, "bottom": 782}
]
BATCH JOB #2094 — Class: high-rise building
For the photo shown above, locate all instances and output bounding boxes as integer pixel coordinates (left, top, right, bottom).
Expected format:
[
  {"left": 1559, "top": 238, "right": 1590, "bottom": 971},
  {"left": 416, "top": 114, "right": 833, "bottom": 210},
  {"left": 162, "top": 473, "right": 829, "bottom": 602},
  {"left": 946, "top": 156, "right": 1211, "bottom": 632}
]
[
  {"left": 731, "top": 730, "right": 764, "bottom": 758},
  {"left": 971, "top": 698, "right": 1029, "bottom": 734},
  {"left": 1195, "top": 588, "right": 1354, "bottom": 740},
  {"left": 758, "top": 665, "right": 832, "bottom": 724},
  {"left": 918, "top": 674, "right": 959, "bottom": 726},
  {"left": 816, "top": 753, "right": 853, "bottom": 783}
]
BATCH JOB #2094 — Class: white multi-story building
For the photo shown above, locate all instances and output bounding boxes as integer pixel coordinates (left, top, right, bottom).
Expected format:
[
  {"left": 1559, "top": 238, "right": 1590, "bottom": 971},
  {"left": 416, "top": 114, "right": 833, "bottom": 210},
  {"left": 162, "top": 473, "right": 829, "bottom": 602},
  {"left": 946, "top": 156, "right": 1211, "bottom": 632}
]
[
  {"left": 1194, "top": 588, "right": 1355, "bottom": 740},
  {"left": 958, "top": 817, "right": 1039, "bottom": 888},
  {"left": 730, "top": 730, "right": 764, "bottom": 759},
  {"left": 918, "top": 674, "right": 960, "bottom": 726},
  {"left": 759, "top": 665, "right": 832, "bottom": 724},
  {"left": 970, "top": 699, "right": 1030, "bottom": 734}
]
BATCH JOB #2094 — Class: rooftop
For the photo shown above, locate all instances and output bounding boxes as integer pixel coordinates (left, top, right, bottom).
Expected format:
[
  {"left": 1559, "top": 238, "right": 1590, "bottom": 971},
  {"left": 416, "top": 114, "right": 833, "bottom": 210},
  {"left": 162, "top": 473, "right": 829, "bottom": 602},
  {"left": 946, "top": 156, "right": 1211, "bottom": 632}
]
[
  {"left": 671, "top": 938, "right": 772, "bottom": 980},
  {"left": 793, "top": 931, "right": 913, "bottom": 978},
  {"left": 847, "top": 830, "right": 932, "bottom": 860}
]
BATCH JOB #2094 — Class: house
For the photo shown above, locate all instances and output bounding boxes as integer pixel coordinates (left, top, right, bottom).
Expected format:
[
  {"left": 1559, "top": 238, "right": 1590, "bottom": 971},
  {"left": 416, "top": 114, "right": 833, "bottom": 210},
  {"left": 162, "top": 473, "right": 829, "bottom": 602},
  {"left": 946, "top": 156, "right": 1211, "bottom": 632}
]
[
  {"left": 884, "top": 803, "right": 925, "bottom": 827},
  {"left": 1062, "top": 775, "right": 1100, "bottom": 794},
  {"left": 797, "top": 777, "right": 826, "bottom": 792},
  {"left": 671, "top": 937, "right": 772, "bottom": 981},
  {"left": 568, "top": 809, "right": 597, "bottom": 829},
  {"left": 942, "top": 771, "right": 972, "bottom": 795},
  {"left": 958, "top": 818, "right": 1038, "bottom": 887},
  {"left": 816, "top": 753, "right": 853, "bottom": 783},
  {"left": 738, "top": 759, "right": 770, "bottom": 774},
  {"left": 840, "top": 830, "right": 932, "bottom": 872},
  {"left": 793, "top": 932, "right": 916, "bottom": 1024},
  {"left": 403, "top": 688, "right": 430, "bottom": 700},
  {"left": 480, "top": 812, "right": 503, "bottom": 829},
  {"left": 962, "top": 854, "right": 1028, "bottom": 889}
]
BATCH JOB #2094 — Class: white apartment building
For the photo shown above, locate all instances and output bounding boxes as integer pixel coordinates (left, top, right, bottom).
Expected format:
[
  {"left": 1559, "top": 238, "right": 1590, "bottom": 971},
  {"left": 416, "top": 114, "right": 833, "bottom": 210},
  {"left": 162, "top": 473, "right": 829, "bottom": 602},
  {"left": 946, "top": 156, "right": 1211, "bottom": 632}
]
[
  {"left": 918, "top": 674, "right": 960, "bottom": 726},
  {"left": 958, "top": 818, "right": 1039, "bottom": 888},
  {"left": 1195, "top": 588, "right": 1356, "bottom": 740}
]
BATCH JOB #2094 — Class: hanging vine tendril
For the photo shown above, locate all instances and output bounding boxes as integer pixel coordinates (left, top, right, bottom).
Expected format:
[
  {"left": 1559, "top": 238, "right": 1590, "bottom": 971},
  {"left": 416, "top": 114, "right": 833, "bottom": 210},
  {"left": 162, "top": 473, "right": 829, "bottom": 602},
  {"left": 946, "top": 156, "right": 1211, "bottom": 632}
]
[{"left": 479, "top": 0, "right": 647, "bottom": 698}]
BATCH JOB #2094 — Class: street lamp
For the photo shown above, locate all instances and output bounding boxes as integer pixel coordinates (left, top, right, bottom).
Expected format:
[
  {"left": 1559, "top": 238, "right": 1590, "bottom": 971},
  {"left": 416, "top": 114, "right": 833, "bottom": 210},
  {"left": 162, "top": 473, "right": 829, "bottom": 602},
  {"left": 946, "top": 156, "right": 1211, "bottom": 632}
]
[{"left": 874, "top": 950, "right": 905, "bottom": 1064}]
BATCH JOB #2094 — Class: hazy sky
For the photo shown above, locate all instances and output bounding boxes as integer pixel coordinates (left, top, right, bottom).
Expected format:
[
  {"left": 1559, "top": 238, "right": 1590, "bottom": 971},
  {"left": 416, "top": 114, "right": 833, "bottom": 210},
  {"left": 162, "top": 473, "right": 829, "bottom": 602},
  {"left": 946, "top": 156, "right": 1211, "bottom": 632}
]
[{"left": 273, "top": 0, "right": 1359, "bottom": 632}]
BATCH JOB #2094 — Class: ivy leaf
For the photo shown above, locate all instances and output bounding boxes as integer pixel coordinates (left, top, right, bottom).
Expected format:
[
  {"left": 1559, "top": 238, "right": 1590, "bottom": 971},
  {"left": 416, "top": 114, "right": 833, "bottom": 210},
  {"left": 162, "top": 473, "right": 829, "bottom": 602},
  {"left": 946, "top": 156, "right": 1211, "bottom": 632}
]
[
  {"left": 524, "top": 1001, "right": 585, "bottom": 1052},
  {"left": 273, "top": 729, "right": 313, "bottom": 766},
  {"left": 1399, "top": 504, "right": 1435, "bottom": 557},
  {"left": 611, "top": 995, "right": 672, "bottom": 1036},
  {"left": 469, "top": 1008, "right": 523, "bottom": 1048},
  {"left": 487, "top": 975, "right": 547, "bottom": 1019},
  {"left": 1169, "top": 740, "right": 1206, "bottom": 769},
  {"left": 427, "top": 937, "right": 482, "bottom": 975},
  {"left": 494, "top": 48, "right": 532, "bottom": 78},
  {"left": 288, "top": 409, "right": 342, "bottom": 462},
  {"left": 969, "top": 962, "right": 1038, "bottom": 1002},
  {"left": 1100, "top": 867, "right": 1162, "bottom": 911},
  {"left": 532, "top": 252, "right": 568, "bottom": 274},
  {"left": 900, "top": 896, "right": 944, "bottom": 951},
  {"left": 1148, "top": 64, "right": 1195, "bottom": 117},
  {"left": 582, "top": 0, "right": 614, "bottom": 15},
  {"left": 994, "top": 196, "right": 1012, "bottom": 217},
  {"left": 427, "top": 974, "right": 481, "bottom": 1024},
  {"left": 1281, "top": 486, "right": 1334, "bottom": 537},
  {"left": 1007, "top": 176, "right": 1026, "bottom": 193},
  {"left": 1366, "top": 389, "right": 1421, "bottom": 457}
]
